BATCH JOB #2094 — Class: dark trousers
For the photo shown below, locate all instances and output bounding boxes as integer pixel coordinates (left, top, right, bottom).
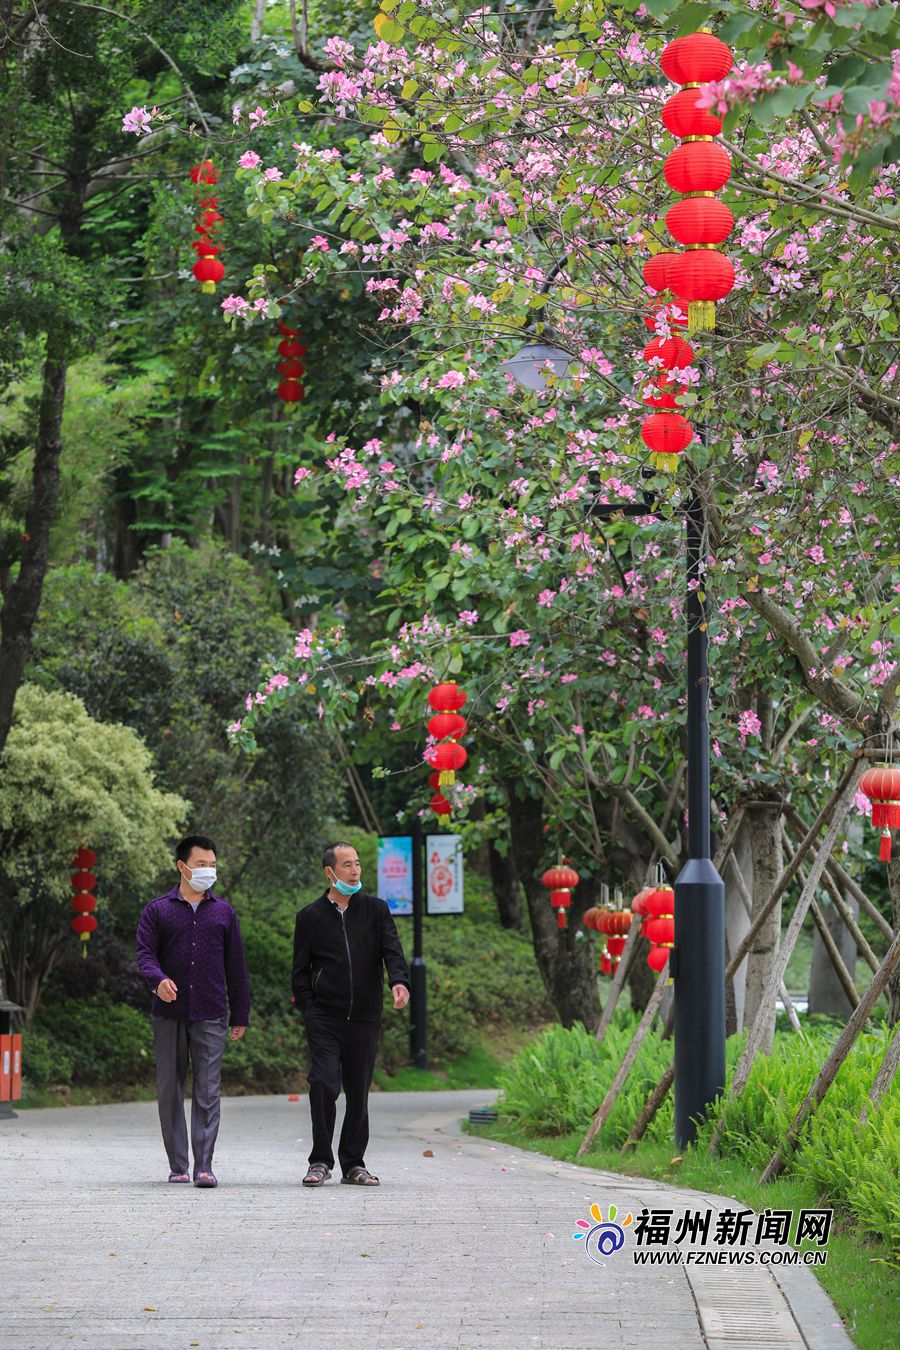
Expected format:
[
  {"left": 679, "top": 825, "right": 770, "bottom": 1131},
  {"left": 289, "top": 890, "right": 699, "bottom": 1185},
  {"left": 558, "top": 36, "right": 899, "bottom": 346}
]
[
  {"left": 152, "top": 1016, "right": 228, "bottom": 1176},
  {"left": 304, "top": 1011, "right": 380, "bottom": 1175}
]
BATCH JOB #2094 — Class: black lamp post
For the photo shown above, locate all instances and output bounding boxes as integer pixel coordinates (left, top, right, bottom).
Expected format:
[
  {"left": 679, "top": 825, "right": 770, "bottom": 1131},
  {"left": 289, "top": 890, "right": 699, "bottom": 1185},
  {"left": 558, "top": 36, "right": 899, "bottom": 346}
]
[{"left": 504, "top": 347, "right": 725, "bottom": 1146}]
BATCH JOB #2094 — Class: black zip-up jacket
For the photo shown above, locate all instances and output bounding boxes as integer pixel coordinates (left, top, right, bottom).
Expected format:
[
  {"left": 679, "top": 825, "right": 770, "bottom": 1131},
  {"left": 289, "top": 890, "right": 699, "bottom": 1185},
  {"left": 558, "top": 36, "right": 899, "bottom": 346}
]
[{"left": 292, "top": 891, "right": 410, "bottom": 1023}]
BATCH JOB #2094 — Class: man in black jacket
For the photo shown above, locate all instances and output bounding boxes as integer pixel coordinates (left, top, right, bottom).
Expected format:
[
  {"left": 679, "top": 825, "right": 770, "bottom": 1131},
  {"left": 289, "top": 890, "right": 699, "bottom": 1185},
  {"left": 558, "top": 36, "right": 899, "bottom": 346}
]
[{"left": 292, "top": 841, "right": 410, "bottom": 1187}]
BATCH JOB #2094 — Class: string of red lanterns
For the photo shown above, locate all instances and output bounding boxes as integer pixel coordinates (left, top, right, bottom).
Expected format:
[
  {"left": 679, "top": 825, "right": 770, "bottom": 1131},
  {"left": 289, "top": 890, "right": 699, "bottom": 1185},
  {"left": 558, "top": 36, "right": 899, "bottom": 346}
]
[
  {"left": 633, "top": 884, "right": 675, "bottom": 972},
  {"left": 639, "top": 30, "right": 735, "bottom": 475},
  {"left": 859, "top": 763, "right": 900, "bottom": 862},
  {"left": 276, "top": 320, "right": 308, "bottom": 403},
  {"left": 190, "top": 160, "right": 225, "bottom": 294},
  {"left": 583, "top": 899, "right": 632, "bottom": 975},
  {"left": 542, "top": 863, "right": 579, "bottom": 930},
  {"left": 426, "top": 682, "right": 468, "bottom": 816},
  {"left": 70, "top": 848, "right": 98, "bottom": 958}
]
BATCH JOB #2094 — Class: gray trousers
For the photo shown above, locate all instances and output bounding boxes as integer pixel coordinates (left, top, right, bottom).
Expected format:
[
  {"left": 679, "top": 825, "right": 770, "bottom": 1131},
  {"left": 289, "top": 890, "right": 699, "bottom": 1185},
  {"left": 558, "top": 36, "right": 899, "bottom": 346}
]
[{"left": 152, "top": 1016, "right": 228, "bottom": 1176}]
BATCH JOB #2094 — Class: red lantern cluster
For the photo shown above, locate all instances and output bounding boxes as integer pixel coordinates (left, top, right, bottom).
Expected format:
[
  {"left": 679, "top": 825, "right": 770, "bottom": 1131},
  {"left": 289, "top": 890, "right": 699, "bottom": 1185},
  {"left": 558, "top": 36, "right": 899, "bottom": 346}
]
[
  {"left": 427, "top": 682, "right": 468, "bottom": 815},
  {"left": 190, "top": 160, "right": 225, "bottom": 294},
  {"left": 542, "top": 864, "right": 579, "bottom": 930},
  {"left": 276, "top": 320, "right": 308, "bottom": 403},
  {"left": 633, "top": 886, "right": 675, "bottom": 972},
  {"left": 657, "top": 31, "right": 735, "bottom": 335},
  {"left": 859, "top": 764, "right": 900, "bottom": 862},
  {"left": 71, "top": 848, "right": 98, "bottom": 958},
  {"left": 639, "top": 329, "right": 697, "bottom": 473}
]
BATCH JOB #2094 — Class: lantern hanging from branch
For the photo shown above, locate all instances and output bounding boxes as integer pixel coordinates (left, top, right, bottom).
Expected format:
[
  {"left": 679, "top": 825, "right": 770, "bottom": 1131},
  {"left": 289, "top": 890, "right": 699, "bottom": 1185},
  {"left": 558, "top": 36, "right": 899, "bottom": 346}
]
[
  {"left": 71, "top": 848, "right": 98, "bottom": 958},
  {"left": 189, "top": 161, "right": 225, "bottom": 294},
  {"left": 642, "top": 886, "right": 675, "bottom": 973},
  {"left": 542, "top": 864, "right": 580, "bottom": 930},
  {"left": 860, "top": 764, "right": 900, "bottom": 861}
]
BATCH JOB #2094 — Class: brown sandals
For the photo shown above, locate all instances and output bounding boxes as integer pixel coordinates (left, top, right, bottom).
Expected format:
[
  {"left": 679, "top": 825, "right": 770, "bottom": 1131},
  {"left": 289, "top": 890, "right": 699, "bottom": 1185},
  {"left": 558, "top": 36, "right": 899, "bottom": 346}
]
[
  {"left": 341, "top": 1167, "right": 380, "bottom": 1186},
  {"left": 302, "top": 1163, "right": 332, "bottom": 1186}
]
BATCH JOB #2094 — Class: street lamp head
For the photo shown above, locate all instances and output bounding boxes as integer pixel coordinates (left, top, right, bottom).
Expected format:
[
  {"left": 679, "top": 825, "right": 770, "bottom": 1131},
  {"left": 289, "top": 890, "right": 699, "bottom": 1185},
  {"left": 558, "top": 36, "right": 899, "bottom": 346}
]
[{"left": 499, "top": 340, "right": 573, "bottom": 392}]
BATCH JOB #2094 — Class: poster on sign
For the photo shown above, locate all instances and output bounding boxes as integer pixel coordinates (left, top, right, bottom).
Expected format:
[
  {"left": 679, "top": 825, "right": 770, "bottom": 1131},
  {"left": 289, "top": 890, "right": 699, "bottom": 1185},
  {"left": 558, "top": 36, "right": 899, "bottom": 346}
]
[
  {"left": 426, "top": 834, "right": 464, "bottom": 915},
  {"left": 377, "top": 836, "right": 413, "bottom": 916}
]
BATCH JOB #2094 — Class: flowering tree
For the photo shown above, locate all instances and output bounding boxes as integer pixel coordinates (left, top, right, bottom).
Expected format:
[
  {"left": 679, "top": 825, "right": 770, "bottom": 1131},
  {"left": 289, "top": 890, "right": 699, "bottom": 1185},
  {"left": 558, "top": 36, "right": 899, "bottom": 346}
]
[{"left": 124, "top": 0, "right": 900, "bottom": 1023}]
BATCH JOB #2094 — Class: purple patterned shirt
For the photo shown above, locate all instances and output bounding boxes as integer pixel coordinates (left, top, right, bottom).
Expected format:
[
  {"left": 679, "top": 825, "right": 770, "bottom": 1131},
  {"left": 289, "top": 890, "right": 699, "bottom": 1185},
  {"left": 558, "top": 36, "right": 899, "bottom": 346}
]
[{"left": 135, "top": 885, "right": 251, "bottom": 1025}]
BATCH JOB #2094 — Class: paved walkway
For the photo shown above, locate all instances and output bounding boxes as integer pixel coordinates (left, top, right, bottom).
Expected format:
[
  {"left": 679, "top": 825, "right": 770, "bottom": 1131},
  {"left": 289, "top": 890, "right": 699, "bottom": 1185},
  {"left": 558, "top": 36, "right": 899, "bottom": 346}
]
[{"left": 1, "top": 1090, "right": 851, "bottom": 1350}]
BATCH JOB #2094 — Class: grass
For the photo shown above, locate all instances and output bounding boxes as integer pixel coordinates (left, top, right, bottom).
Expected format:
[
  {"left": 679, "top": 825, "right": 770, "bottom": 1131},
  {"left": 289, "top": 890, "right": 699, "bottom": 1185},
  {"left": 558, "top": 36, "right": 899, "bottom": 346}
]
[
  {"left": 374, "top": 1027, "right": 540, "bottom": 1092},
  {"left": 467, "top": 1117, "right": 899, "bottom": 1350},
  {"left": 18, "top": 1083, "right": 158, "bottom": 1109}
]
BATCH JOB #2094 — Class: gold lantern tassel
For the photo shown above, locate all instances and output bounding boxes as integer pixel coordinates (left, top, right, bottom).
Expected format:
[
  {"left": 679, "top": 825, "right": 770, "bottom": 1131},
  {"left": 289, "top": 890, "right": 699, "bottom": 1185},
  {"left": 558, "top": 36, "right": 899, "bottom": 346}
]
[
  {"left": 650, "top": 452, "right": 680, "bottom": 474},
  {"left": 81, "top": 935, "right": 89, "bottom": 959},
  {"left": 200, "top": 281, "right": 216, "bottom": 294},
  {"left": 439, "top": 770, "right": 455, "bottom": 787},
  {"left": 688, "top": 301, "right": 716, "bottom": 333}
]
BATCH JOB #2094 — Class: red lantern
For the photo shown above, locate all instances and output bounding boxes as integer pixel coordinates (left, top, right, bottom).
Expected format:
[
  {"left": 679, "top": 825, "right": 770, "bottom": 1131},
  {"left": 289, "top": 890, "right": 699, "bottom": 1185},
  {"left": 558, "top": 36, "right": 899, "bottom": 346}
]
[
  {"left": 277, "top": 381, "right": 305, "bottom": 403},
  {"left": 666, "top": 198, "right": 734, "bottom": 247},
  {"left": 429, "top": 741, "right": 467, "bottom": 786},
  {"left": 643, "top": 886, "right": 675, "bottom": 917},
  {"left": 542, "top": 864, "right": 579, "bottom": 931},
  {"left": 430, "top": 793, "right": 452, "bottom": 816},
  {"left": 660, "top": 33, "right": 733, "bottom": 85},
  {"left": 641, "top": 411, "right": 694, "bottom": 474},
  {"left": 643, "top": 336, "right": 695, "bottom": 369},
  {"left": 428, "top": 771, "right": 442, "bottom": 791},
  {"left": 71, "top": 914, "right": 98, "bottom": 936},
  {"left": 192, "top": 255, "right": 225, "bottom": 294},
  {"left": 428, "top": 713, "right": 467, "bottom": 741},
  {"left": 664, "top": 141, "right": 732, "bottom": 195},
  {"left": 607, "top": 935, "right": 626, "bottom": 958},
  {"left": 644, "top": 916, "right": 675, "bottom": 946},
  {"left": 278, "top": 338, "right": 307, "bottom": 359},
  {"left": 644, "top": 301, "right": 688, "bottom": 332},
  {"left": 278, "top": 360, "right": 305, "bottom": 378},
  {"left": 631, "top": 887, "right": 653, "bottom": 916},
  {"left": 661, "top": 88, "right": 724, "bottom": 138},
  {"left": 599, "top": 951, "right": 613, "bottom": 976},
  {"left": 428, "top": 682, "right": 467, "bottom": 713},
  {"left": 668, "top": 250, "right": 735, "bottom": 332},
  {"left": 647, "top": 946, "right": 670, "bottom": 973},
  {"left": 643, "top": 381, "right": 678, "bottom": 411},
  {"left": 582, "top": 907, "right": 602, "bottom": 931},
  {"left": 643, "top": 252, "right": 683, "bottom": 295},
  {"left": 279, "top": 320, "right": 299, "bottom": 336},
  {"left": 190, "top": 160, "right": 219, "bottom": 186},
  {"left": 70, "top": 871, "right": 97, "bottom": 892},
  {"left": 860, "top": 764, "right": 900, "bottom": 861},
  {"left": 72, "top": 848, "right": 96, "bottom": 869},
  {"left": 70, "top": 894, "right": 96, "bottom": 912}
]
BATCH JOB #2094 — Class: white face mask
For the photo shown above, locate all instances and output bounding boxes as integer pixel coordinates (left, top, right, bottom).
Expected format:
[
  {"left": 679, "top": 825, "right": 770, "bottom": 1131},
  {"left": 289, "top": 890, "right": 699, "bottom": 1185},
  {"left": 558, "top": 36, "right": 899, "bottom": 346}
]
[{"left": 185, "top": 865, "right": 217, "bottom": 893}]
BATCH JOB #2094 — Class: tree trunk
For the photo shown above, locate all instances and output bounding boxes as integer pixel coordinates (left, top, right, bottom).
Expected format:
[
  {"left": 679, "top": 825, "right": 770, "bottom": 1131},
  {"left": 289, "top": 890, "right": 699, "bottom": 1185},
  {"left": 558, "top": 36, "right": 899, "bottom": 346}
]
[
  {"left": 808, "top": 893, "right": 858, "bottom": 1017},
  {"left": 743, "top": 803, "right": 783, "bottom": 1054},
  {"left": 505, "top": 783, "right": 600, "bottom": 1028},
  {"left": 0, "top": 330, "right": 67, "bottom": 757},
  {"left": 488, "top": 839, "right": 524, "bottom": 931},
  {"left": 887, "top": 854, "right": 900, "bottom": 1027},
  {"left": 725, "top": 817, "right": 753, "bottom": 1032}
]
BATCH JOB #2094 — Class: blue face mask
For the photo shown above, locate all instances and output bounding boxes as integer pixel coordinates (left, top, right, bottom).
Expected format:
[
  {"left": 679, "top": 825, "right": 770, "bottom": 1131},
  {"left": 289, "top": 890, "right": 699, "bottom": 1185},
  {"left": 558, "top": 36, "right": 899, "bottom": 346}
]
[{"left": 328, "top": 869, "right": 361, "bottom": 897}]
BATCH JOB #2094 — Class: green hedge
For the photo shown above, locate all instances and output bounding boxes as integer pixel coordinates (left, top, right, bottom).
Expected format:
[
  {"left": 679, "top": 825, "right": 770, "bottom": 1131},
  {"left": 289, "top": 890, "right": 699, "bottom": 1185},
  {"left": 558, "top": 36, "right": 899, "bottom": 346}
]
[{"left": 497, "top": 1018, "right": 900, "bottom": 1257}]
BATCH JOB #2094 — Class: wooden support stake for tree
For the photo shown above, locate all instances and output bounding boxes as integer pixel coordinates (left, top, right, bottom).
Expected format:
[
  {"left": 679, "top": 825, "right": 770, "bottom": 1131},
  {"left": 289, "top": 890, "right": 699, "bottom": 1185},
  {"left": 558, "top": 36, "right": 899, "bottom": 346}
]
[
  {"left": 711, "top": 759, "right": 865, "bottom": 1154},
  {"left": 724, "top": 848, "right": 801, "bottom": 1032},
  {"left": 760, "top": 931, "right": 900, "bottom": 1183},
  {"left": 577, "top": 964, "right": 668, "bottom": 1157},
  {"left": 723, "top": 757, "right": 862, "bottom": 986},
  {"left": 858, "top": 1023, "right": 900, "bottom": 1130},
  {"left": 623, "top": 1062, "right": 675, "bottom": 1151},
  {"left": 594, "top": 915, "right": 641, "bottom": 1045},
  {"left": 783, "top": 803, "right": 893, "bottom": 943}
]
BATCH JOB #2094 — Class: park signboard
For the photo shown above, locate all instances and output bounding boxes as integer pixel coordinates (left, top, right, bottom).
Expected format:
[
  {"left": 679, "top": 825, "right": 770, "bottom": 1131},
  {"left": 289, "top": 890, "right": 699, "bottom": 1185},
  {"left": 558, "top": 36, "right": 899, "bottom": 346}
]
[
  {"left": 377, "top": 835, "right": 414, "bottom": 916},
  {"left": 426, "top": 834, "right": 464, "bottom": 915}
]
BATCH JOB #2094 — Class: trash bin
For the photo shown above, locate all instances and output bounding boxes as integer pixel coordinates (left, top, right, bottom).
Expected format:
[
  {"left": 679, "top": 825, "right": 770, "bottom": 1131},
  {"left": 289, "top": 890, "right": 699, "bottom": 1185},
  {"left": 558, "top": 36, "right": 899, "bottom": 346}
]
[{"left": 0, "top": 997, "right": 23, "bottom": 1121}]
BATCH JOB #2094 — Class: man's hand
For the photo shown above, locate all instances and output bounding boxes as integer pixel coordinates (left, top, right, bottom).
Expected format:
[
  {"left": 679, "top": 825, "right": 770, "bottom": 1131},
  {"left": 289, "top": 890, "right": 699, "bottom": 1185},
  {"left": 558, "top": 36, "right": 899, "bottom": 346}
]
[
  {"left": 230, "top": 1026, "right": 247, "bottom": 1041},
  {"left": 392, "top": 984, "right": 410, "bottom": 1010},
  {"left": 156, "top": 978, "right": 178, "bottom": 1003}
]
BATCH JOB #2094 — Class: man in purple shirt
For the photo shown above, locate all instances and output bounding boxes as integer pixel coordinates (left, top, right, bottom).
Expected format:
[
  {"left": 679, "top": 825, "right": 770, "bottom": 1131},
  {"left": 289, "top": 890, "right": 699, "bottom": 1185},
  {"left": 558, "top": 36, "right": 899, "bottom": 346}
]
[{"left": 135, "top": 835, "right": 250, "bottom": 1188}]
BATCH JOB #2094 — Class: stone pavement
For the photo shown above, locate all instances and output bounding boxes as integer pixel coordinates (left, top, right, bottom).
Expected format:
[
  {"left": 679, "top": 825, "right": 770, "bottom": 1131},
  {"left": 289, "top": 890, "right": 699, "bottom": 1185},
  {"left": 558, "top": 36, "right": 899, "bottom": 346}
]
[{"left": 1, "top": 1090, "right": 852, "bottom": 1350}]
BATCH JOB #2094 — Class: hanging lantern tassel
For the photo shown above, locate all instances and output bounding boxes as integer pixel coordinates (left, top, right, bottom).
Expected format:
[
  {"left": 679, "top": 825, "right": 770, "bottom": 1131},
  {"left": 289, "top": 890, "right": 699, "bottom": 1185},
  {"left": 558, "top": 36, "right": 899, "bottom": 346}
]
[{"left": 879, "top": 829, "right": 892, "bottom": 863}]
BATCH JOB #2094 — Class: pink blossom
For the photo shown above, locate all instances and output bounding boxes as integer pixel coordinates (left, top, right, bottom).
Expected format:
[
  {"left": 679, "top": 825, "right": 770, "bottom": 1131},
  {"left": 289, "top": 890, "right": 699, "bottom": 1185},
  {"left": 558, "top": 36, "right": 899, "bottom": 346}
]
[
  {"left": 571, "top": 724, "right": 584, "bottom": 735},
  {"left": 437, "top": 370, "right": 466, "bottom": 389},
  {"left": 738, "top": 709, "right": 762, "bottom": 745},
  {"left": 248, "top": 106, "right": 269, "bottom": 129},
  {"left": 122, "top": 105, "right": 154, "bottom": 135},
  {"left": 561, "top": 674, "right": 577, "bottom": 684},
  {"left": 227, "top": 720, "right": 242, "bottom": 736},
  {"left": 458, "top": 610, "right": 479, "bottom": 626},
  {"left": 263, "top": 166, "right": 283, "bottom": 182},
  {"left": 509, "top": 630, "right": 531, "bottom": 648},
  {"left": 538, "top": 589, "right": 556, "bottom": 607},
  {"left": 309, "top": 235, "right": 331, "bottom": 252},
  {"left": 238, "top": 151, "right": 261, "bottom": 170},
  {"left": 294, "top": 466, "right": 313, "bottom": 484}
]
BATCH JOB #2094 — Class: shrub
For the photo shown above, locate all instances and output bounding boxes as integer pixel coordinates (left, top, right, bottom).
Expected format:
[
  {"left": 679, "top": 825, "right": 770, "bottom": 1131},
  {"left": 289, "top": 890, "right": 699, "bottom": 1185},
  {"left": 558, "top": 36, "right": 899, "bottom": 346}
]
[{"left": 35, "top": 995, "right": 153, "bottom": 1085}]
